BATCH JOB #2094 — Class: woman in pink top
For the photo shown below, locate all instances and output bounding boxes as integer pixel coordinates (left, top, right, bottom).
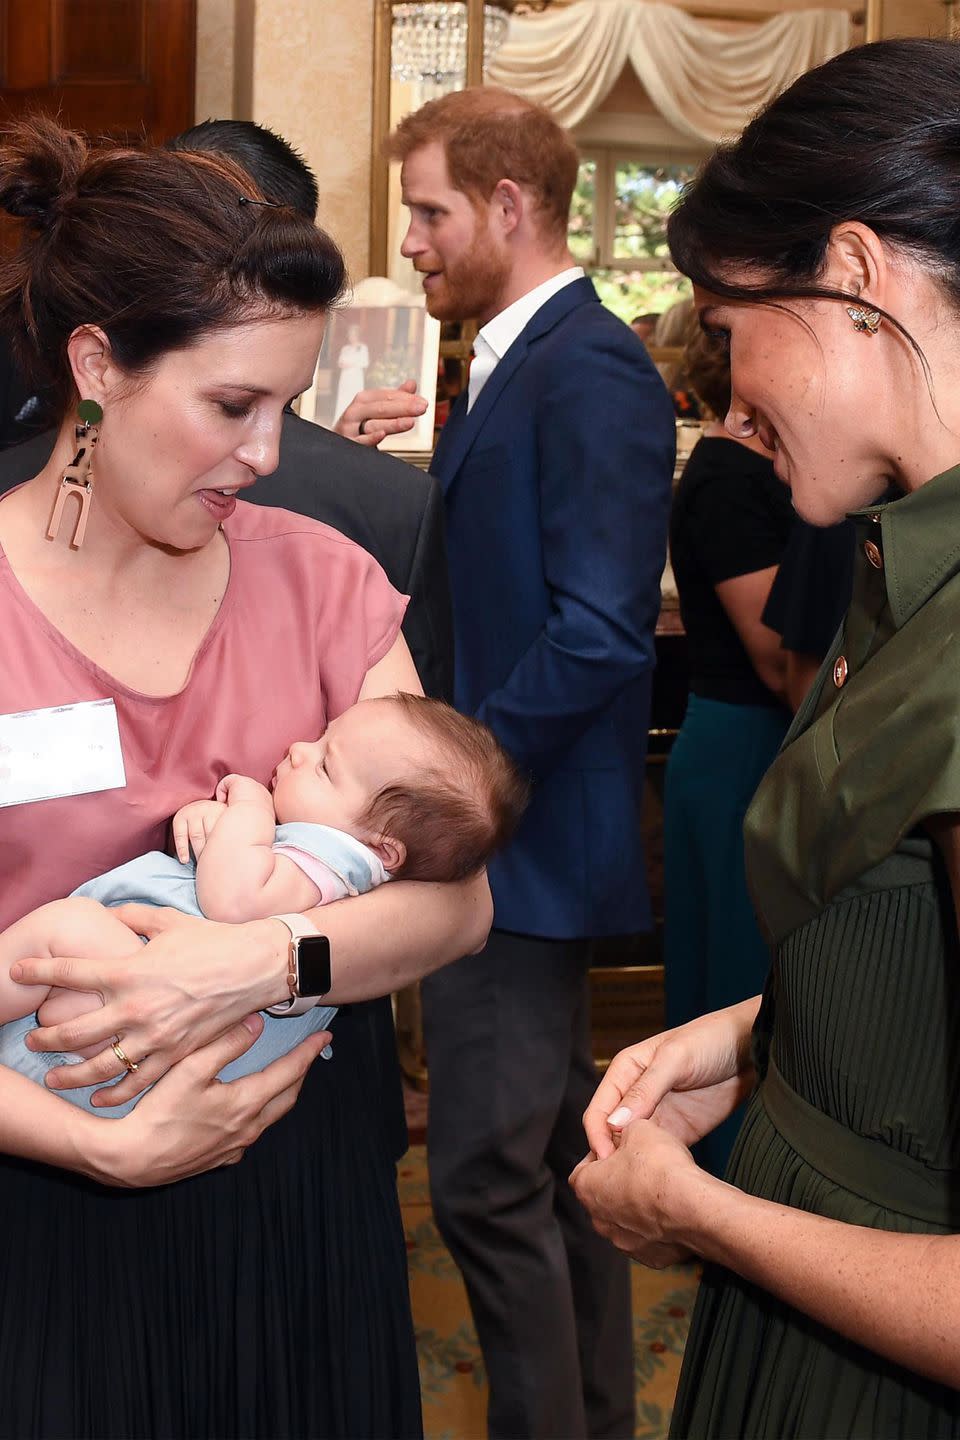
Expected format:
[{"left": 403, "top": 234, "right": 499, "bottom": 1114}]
[{"left": 0, "top": 118, "right": 490, "bottom": 1438}]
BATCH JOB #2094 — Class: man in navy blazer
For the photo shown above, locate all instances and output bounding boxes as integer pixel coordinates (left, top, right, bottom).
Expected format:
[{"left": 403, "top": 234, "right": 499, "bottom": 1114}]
[{"left": 384, "top": 89, "right": 675, "bottom": 1438}]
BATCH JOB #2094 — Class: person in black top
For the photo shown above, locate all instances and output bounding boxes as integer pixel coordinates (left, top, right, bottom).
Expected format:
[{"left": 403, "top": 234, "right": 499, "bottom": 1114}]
[
  {"left": 665, "top": 328, "right": 795, "bottom": 1174},
  {"left": 761, "top": 518, "right": 857, "bottom": 709}
]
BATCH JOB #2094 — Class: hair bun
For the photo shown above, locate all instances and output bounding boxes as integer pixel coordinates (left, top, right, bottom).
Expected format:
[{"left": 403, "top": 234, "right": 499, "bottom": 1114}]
[{"left": 0, "top": 114, "right": 88, "bottom": 230}]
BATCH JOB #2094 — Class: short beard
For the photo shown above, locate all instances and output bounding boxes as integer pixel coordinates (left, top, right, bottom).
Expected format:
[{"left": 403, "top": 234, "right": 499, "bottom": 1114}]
[{"left": 425, "top": 234, "right": 511, "bottom": 324}]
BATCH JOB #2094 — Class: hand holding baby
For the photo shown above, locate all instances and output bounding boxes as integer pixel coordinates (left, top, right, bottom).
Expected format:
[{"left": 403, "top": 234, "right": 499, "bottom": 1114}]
[{"left": 1, "top": 694, "right": 531, "bottom": 1112}]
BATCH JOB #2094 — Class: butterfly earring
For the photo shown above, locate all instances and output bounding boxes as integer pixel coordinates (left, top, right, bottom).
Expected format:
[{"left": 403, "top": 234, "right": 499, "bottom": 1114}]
[{"left": 846, "top": 304, "right": 881, "bottom": 336}]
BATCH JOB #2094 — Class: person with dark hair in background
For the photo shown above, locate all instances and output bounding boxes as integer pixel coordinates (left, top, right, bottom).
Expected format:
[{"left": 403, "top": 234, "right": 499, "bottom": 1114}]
[
  {"left": 168, "top": 118, "right": 320, "bottom": 217},
  {"left": 573, "top": 38, "right": 960, "bottom": 1436},
  {"left": 665, "top": 326, "right": 794, "bottom": 1176},
  {"left": 0, "top": 115, "right": 491, "bottom": 1439},
  {"left": 761, "top": 515, "right": 857, "bottom": 709},
  {"left": 382, "top": 85, "right": 675, "bottom": 1440}
]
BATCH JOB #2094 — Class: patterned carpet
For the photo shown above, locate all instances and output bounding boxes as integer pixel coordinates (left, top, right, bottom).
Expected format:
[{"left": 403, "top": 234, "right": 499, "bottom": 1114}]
[{"left": 398, "top": 1145, "right": 698, "bottom": 1440}]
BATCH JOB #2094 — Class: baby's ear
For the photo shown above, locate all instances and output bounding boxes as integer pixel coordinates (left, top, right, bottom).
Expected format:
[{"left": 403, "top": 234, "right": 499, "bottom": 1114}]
[{"left": 369, "top": 833, "right": 407, "bottom": 875}]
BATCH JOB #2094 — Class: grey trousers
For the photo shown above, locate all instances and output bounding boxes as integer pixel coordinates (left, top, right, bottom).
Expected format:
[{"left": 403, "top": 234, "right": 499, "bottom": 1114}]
[{"left": 421, "top": 930, "right": 634, "bottom": 1440}]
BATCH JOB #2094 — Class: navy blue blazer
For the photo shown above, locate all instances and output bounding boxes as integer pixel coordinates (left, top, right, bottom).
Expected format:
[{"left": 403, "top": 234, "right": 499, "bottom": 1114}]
[{"left": 432, "top": 277, "right": 675, "bottom": 939}]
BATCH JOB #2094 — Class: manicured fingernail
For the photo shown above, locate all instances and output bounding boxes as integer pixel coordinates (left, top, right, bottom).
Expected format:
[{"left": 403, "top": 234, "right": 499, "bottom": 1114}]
[
  {"left": 608, "top": 1106, "right": 632, "bottom": 1127},
  {"left": 46, "top": 1074, "right": 61, "bottom": 1089},
  {"left": 10, "top": 963, "right": 22, "bottom": 981},
  {"left": 242, "top": 1014, "right": 261, "bottom": 1033}
]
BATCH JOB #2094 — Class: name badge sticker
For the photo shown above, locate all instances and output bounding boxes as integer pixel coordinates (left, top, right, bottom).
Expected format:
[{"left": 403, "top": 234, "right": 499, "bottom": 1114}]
[{"left": 0, "top": 698, "right": 127, "bottom": 808}]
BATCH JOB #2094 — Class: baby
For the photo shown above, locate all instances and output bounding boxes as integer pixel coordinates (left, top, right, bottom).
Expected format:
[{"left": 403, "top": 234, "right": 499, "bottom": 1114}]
[{"left": 0, "top": 693, "right": 529, "bottom": 1114}]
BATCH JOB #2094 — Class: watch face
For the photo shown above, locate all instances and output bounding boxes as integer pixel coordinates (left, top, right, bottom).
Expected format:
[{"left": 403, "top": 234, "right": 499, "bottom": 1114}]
[{"left": 296, "top": 934, "right": 332, "bottom": 997}]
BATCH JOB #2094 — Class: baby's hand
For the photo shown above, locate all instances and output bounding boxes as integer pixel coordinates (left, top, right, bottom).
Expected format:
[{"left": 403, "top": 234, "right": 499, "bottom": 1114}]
[
  {"left": 173, "top": 799, "right": 228, "bottom": 863},
  {"left": 215, "top": 773, "right": 274, "bottom": 810}
]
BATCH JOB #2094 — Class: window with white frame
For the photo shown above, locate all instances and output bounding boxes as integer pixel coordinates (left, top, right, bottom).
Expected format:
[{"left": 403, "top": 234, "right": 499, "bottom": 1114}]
[{"left": 569, "top": 149, "right": 701, "bottom": 325}]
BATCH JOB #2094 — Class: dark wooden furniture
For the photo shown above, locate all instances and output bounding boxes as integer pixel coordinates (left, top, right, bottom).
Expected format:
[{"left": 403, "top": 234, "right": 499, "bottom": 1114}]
[{"left": 0, "top": 1, "right": 196, "bottom": 143}]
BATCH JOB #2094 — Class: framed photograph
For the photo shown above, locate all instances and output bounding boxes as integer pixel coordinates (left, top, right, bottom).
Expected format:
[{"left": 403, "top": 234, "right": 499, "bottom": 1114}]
[{"left": 298, "top": 277, "right": 441, "bottom": 454}]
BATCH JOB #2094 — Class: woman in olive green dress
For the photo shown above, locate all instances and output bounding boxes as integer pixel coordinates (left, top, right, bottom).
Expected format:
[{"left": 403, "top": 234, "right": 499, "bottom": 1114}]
[{"left": 571, "top": 36, "right": 960, "bottom": 1438}]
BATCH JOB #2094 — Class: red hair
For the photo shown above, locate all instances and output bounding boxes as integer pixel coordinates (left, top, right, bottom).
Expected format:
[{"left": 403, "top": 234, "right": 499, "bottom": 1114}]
[{"left": 385, "top": 87, "right": 579, "bottom": 245}]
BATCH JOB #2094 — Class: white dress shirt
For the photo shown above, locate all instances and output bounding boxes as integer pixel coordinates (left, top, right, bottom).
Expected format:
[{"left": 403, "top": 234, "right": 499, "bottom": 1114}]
[{"left": 467, "top": 266, "right": 585, "bottom": 412}]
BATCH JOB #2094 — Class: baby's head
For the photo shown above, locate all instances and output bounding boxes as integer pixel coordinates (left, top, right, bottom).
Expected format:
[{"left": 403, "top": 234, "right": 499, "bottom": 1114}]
[{"left": 271, "top": 693, "right": 529, "bottom": 881}]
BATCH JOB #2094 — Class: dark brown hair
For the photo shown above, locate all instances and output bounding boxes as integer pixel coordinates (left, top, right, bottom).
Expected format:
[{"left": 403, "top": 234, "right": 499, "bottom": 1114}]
[
  {"left": 667, "top": 37, "right": 960, "bottom": 339},
  {"left": 360, "top": 693, "right": 530, "bottom": 883},
  {"left": 168, "top": 119, "right": 319, "bottom": 220},
  {"left": 0, "top": 114, "right": 346, "bottom": 419},
  {"left": 385, "top": 86, "right": 579, "bottom": 244}
]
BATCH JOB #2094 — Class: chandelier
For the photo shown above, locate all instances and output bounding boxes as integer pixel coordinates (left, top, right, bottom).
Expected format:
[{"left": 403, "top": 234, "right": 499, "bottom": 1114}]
[{"left": 390, "top": 3, "right": 517, "bottom": 86}]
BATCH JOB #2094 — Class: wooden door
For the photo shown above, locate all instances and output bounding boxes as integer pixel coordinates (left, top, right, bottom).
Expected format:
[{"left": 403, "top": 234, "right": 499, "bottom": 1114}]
[{"left": 0, "top": 0, "right": 196, "bottom": 143}]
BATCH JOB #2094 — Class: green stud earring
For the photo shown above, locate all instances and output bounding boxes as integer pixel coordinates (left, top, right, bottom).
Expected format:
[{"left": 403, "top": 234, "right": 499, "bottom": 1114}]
[{"left": 77, "top": 398, "right": 103, "bottom": 426}]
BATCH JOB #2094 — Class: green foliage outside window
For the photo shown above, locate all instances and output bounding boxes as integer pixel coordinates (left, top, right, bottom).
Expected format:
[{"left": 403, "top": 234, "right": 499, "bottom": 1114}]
[
  {"left": 611, "top": 161, "right": 694, "bottom": 261},
  {"left": 569, "top": 157, "right": 696, "bottom": 324},
  {"left": 568, "top": 159, "right": 597, "bottom": 263},
  {"left": 590, "top": 269, "right": 691, "bottom": 326}
]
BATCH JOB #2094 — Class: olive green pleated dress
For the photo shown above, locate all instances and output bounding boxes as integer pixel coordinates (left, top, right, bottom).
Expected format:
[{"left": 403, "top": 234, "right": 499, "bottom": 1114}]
[{"left": 671, "top": 464, "right": 960, "bottom": 1439}]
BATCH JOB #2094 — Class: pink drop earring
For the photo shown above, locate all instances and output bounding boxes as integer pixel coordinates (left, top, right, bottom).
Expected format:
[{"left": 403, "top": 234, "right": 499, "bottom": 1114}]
[{"left": 47, "top": 397, "right": 102, "bottom": 549}]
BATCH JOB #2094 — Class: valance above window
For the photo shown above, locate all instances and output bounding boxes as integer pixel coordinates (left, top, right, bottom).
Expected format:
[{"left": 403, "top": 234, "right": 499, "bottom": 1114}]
[{"left": 488, "top": 0, "right": 851, "bottom": 144}]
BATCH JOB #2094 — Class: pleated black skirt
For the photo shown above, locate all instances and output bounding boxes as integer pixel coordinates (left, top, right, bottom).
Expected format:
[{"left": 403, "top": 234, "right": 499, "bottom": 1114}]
[
  {"left": 671, "top": 883, "right": 960, "bottom": 1438},
  {"left": 0, "top": 1005, "right": 423, "bottom": 1440}
]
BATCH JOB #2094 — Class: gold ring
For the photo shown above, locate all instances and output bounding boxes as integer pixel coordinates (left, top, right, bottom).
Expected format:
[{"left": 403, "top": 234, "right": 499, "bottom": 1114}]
[{"left": 111, "top": 1040, "right": 139, "bottom": 1074}]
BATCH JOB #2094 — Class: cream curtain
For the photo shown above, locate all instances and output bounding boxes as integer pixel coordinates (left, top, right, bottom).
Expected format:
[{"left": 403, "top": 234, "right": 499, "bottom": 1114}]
[{"left": 487, "top": 0, "right": 851, "bottom": 144}]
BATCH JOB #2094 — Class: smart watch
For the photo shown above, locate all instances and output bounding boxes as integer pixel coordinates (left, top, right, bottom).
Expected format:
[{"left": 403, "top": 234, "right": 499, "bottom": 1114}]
[{"left": 265, "top": 913, "right": 332, "bottom": 1017}]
